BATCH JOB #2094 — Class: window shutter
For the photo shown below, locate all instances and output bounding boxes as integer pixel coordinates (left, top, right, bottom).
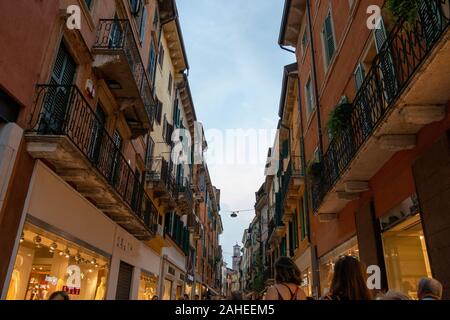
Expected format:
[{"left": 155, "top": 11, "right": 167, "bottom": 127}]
[
  {"left": 112, "top": 130, "right": 122, "bottom": 149},
  {"left": 155, "top": 99, "right": 162, "bottom": 124},
  {"left": 354, "top": 63, "right": 365, "bottom": 90},
  {"left": 139, "top": 6, "right": 147, "bottom": 43},
  {"left": 115, "top": 261, "right": 133, "bottom": 300},
  {"left": 374, "top": 17, "right": 387, "bottom": 53}
]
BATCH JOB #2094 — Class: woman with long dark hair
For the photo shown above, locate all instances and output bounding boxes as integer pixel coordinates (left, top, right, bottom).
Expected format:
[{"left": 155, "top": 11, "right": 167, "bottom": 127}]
[
  {"left": 322, "top": 255, "right": 372, "bottom": 300},
  {"left": 264, "top": 257, "right": 306, "bottom": 300}
]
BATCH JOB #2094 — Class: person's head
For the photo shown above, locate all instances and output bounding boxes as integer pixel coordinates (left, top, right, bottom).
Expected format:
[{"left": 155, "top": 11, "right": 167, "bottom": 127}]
[
  {"left": 194, "top": 294, "right": 200, "bottom": 300},
  {"left": 329, "top": 255, "right": 372, "bottom": 300},
  {"left": 152, "top": 295, "right": 159, "bottom": 300},
  {"left": 274, "top": 256, "right": 302, "bottom": 285},
  {"left": 183, "top": 294, "right": 190, "bottom": 300},
  {"left": 230, "top": 291, "right": 243, "bottom": 300},
  {"left": 48, "top": 291, "right": 70, "bottom": 301},
  {"left": 417, "top": 278, "right": 443, "bottom": 300},
  {"left": 377, "top": 290, "right": 411, "bottom": 300}
]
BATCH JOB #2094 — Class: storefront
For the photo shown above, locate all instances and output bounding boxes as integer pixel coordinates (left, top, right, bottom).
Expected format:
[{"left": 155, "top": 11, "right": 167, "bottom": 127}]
[
  {"left": 294, "top": 247, "right": 313, "bottom": 297},
  {"left": 160, "top": 248, "right": 186, "bottom": 300},
  {"left": 138, "top": 271, "right": 158, "bottom": 300},
  {"left": 6, "top": 221, "right": 109, "bottom": 300},
  {"left": 3, "top": 161, "right": 162, "bottom": 300},
  {"left": 380, "top": 195, "right": 432, "bottom": 299},
  {"left": 318, "top": 236, "right": 359, "bottom": 296}
]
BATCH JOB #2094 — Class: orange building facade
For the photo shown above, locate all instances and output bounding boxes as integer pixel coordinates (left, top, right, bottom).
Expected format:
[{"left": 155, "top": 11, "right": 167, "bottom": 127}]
[{"left": 258, "top": 0, "right": 450, "bottom": 299}]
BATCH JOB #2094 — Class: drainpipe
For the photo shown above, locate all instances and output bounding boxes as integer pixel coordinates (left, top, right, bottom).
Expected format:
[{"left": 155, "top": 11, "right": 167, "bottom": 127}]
[{"left": 306, "top": 0, "right": 324, "bottom": 160}]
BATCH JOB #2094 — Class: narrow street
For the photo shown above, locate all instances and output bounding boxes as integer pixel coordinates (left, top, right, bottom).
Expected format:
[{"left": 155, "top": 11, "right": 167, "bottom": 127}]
[{"left": 0, "top": 0, "right": 449, "bottom": 306}]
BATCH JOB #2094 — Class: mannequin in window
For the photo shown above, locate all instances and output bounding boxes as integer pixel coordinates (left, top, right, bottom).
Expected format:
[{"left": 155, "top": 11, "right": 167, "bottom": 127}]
[
  {"left": 7, "top": 255, "right": 23, "bottom": 300},
  {"left": 94, "top": 277, "right": 106, "bottom": 300}
]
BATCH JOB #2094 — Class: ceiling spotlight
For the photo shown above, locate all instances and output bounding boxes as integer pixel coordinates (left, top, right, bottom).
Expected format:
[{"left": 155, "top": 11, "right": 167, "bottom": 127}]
[
  {"left": 49, "top": 242, "right": 58, "bottom": 253},
  {"left": 75, "top": 253, "right": 82, "bottom": 263},
  {"left": 33, "top": 235, "right": 42, "bottom": 248},
  {"left": 59, "top": 250, "right": 64, "bottom": 256},
  {"left": 91, "top": 258, "right": 97, "bottom": 265},
  {"left": 64, "top": 248, "right": 70, "bottom": 258},
  {"left": 20, "top": 233, "right": 25, "bottom": 243}
]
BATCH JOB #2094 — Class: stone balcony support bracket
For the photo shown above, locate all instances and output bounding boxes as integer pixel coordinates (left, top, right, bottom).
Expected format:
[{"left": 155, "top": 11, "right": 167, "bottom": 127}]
[
  {"left": 400, "top": 105, "right": 446, "bottom": 125},
  {"left": 378, "top": 134, "right": 417, "bottom": 151}
]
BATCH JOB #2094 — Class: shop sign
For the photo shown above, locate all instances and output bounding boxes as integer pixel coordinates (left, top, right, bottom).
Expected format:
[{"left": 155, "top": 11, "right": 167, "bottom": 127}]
[
  {"left": 116, "top": 235, "right": 134, "bottom": 254},
  {"left": 63, "top": 265, "right": 81, "bottom": 295}
]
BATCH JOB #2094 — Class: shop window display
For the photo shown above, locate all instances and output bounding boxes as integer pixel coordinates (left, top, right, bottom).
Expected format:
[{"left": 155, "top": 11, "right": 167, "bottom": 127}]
[
  {"left": 185, "top": 283, "right": 193, "bottom": 299},
  {"left": 382, "top": 213, "right": 431, "bottom": 299},
  {"left": 175, "top": 285, "right": 183, "bottom": 300},
  {"left": 138, "top": 271, "right": 158, "bottom": 300},
  {"left": 6, "top": 222, "right": 109, "bottom": 300},
  {"left": 318, "top": 236, "right": 359, "bottom": 296},
  {"left": 163, "top": 279, "right": 173, "bottom": 300},
  {"left": 300, "top": 268, "right": 312, "bottom": 297}
]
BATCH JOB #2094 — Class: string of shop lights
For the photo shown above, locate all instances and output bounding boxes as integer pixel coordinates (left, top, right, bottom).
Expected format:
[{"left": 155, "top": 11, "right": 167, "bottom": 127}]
[{"left": 220, "top": 209, "right": 255, "bottom": 218}]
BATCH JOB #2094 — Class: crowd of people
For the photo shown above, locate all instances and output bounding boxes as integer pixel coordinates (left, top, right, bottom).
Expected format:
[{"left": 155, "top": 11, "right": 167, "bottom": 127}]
[
  {"left": 47, "top": 256, "right": 444, "bottom": 301},
  {"left": 235, "top": 256, "right": 443, "bottom": 301}
]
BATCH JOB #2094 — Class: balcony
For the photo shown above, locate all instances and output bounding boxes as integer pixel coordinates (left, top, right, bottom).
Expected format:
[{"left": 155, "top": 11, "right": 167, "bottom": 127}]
[
  {"left": 313, "top": 1, "right": 450, "bottom": 220},
  {"left": 267, "top": 194, "right": 286, "bottom": 244},
  {"left": 165, "top": 212, "right": 190, "bottom": 255},
  {"left": 187, "top": 213, "right": 201, "bottom": 240},
  {"left": 93, "top": 19, "right": 155, "bottom": 138},
  {"left": 281, "top": 155, "right": 305, "bottom": 220},
  {"left": 177, "top": 178, "right": 194, "bottom": 214},
  {"left": 26, "top": 85, "right": 158, "bottom": 239},
  {"left": 146, "top": 157, "right": 177, "bottom": 209}
]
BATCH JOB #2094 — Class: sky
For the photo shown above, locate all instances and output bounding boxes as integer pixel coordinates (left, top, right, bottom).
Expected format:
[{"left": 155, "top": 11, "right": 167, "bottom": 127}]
[{"left": 177, "top": 0, "right": 292, "bottom": 265}]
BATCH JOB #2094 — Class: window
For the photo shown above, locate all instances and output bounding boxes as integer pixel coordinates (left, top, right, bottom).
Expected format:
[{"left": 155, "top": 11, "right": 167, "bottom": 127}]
[
  {"left": 322, "top": 12, "right": 336, "bottom": 67},
  {"left": 163, "top": 279, "right": 173, "bottom": 300},
  {"left": 173, "top": 98, "right": 181, "bottom": 128},
  {"left": 354, "top": 63, "right": 365, "bottom": 91},
  {"left": 304, "top": 77, "right": 315, "bottom": 118},
  {"left": 153, "top": 8, "right": 159, "bottom": 26},
  {"left": 148, "top": 41, "right": 157, "bottom": 83},
  {"left": 138, "top": 272, "right": 158, "bottom": 300},
  {"left": 129, "top": 0, "right": 141, "bottom": 15},
  {"left": 158, "top": 44, "right": 165, "bottom": 68},
  {"left": 139, "top": 6, "right": 147, "bottom": 43},
  {"left": 155, "top": 98, "right": 163, "bottom": 124},
  {"left": 84, "top": 0, "right": 94, "bottom": 10},
  {"left": 301, "top": 29, "right": 309, "bottom": 56},
  {"left": 6, "top": 222, "right": 110, "bottom": 300},
  {"left": 168, "top": 73, "right": 173, "bottom": 95}
]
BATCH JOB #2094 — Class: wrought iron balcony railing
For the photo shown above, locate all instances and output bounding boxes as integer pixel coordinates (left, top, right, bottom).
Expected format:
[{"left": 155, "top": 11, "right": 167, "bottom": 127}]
[
  {"left": 30, "top": 84, "right": 158, "bottom": 234},
  {"left": 146, "top": 157, "right": 178, "bottom": 198},
  {"left": 281, "top": 156, "right": 300, "bottom": 200},
  {"left": 313, "top": 0, "right": 450, "bottom": 212},
  {"left": 93, "top": 19, "right": 155, "bottom": 126},
  {"left": 177, "top": 177, "right": 194, "bottom": 204}
]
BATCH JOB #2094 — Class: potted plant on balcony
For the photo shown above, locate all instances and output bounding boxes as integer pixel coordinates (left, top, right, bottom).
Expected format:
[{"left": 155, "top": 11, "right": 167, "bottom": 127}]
[
  {"left": 307, "top": 161, "right": 323, "bottom": 182},
  {"left": 385, "top": 0, "right": 421, "bottom": 26},
  {"left": 327, "top": 102, "right": 354, "bottom": 140}
]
